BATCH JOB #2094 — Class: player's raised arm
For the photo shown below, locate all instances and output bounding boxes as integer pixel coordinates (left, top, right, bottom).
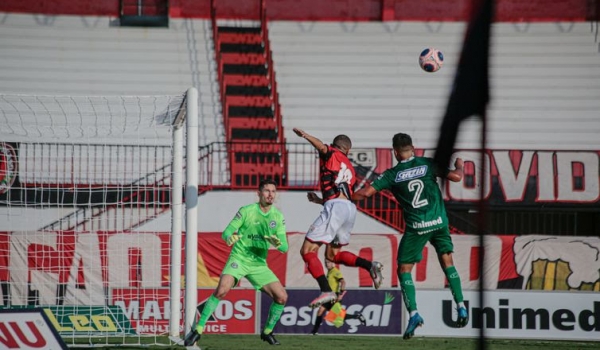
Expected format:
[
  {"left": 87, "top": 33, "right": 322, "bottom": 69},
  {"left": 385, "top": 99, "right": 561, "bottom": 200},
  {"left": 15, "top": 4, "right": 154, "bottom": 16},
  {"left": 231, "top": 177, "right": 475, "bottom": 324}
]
[
  {"left": 446, "top": 158, "right": 464, "bottom": 183},
  {"left": 307, "top": 191, "right": 324, "bottom": 205},
  {"left": 293, "top": 128, "right": 328, "bottom": 154},
  {"left": 352, "top": 184, "right": 378, "bottom": 201}
]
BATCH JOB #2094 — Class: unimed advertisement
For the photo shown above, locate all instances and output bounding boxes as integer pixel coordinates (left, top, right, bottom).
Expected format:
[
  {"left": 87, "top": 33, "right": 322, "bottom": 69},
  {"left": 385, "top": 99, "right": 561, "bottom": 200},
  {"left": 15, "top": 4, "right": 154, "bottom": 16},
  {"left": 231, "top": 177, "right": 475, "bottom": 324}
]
[
  {"left": 111, "top": 288, "right": 256, "bottom": 335},
  {"left": 416, "top": 290, "right": 600, "bottom": 341},
  {"left": 261, "top": 289, "right": 402, "bottom": 335}
]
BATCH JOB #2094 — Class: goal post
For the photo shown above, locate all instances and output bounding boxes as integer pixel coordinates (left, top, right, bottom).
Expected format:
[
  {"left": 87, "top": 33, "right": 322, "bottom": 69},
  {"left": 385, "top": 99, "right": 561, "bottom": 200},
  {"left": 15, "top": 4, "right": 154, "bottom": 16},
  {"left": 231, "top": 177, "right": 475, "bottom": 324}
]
[
  {"left": 0, "top": 88, "right": 198, "bottom": 346},
  {"left": 184, "top": 87, "right": 199, "bottom": 336}
]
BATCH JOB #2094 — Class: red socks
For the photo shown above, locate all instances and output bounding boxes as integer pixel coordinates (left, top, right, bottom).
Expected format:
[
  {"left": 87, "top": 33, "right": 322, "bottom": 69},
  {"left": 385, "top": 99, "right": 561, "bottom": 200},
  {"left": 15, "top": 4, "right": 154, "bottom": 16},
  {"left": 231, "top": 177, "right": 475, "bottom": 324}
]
[
  {"left": 333, "top": 251, "right": 358, "bottom": 266},
  {"left": 302, "top": 251, "right": 325, "bottom": 279}
]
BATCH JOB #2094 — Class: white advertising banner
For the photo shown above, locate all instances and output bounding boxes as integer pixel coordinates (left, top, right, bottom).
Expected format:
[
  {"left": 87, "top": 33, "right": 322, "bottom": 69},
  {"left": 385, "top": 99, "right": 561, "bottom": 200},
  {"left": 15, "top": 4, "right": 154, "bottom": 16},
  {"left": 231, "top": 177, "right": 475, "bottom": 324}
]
[
  {"left": 0, "top": 309, "right": 67, "bottom": 349},
  {"left": 415, "top": 290, "right": 600, "bottom": 341}
]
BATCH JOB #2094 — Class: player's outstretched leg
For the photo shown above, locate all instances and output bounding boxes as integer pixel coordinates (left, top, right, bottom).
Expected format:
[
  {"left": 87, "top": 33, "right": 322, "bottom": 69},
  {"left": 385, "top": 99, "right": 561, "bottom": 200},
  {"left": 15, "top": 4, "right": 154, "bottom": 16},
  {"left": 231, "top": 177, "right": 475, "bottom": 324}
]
[
  {"left": 370, "top": 261, "right": 384, "bottom": 289},
  {"left": 309, "top": 291, "right": 337, "bottom": 309},
  {"left": 403, "top": 313, "right": 424, "bottom": 340},
  {"left": 184, "top": 294, "right": 221, "bottom": 346},
  {"left": 357, "top": 313, "right": 366, "bottom": 326},
  {"left": 331, "top": 251, "right": 384, "bottom": 289},
  {"left": 456, "top": 306, "right": 469, "bottom": 328},
  {"left": 345, "top": 312, "right": 367, "bottom": 326},
  {"left": 183, "top": 326, "right": 202, "bottom": 346},
  {"left": 260, "top": 331, "right": 281, "bottom": 345}
]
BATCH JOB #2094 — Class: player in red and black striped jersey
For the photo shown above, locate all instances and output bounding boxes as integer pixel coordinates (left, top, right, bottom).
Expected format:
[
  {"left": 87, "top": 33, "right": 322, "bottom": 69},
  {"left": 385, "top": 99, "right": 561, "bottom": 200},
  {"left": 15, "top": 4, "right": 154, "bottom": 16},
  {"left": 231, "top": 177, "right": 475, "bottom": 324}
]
[{"left": 293, "top": 128, "right": 384, "bottom": 309}]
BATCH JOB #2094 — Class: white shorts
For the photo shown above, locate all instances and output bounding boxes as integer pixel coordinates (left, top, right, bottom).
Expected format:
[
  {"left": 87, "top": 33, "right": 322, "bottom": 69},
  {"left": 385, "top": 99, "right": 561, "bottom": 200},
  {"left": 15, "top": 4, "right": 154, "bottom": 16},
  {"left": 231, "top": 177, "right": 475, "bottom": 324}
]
[{"left": 306, "top": 198, "right": 357, "bottom": 246}]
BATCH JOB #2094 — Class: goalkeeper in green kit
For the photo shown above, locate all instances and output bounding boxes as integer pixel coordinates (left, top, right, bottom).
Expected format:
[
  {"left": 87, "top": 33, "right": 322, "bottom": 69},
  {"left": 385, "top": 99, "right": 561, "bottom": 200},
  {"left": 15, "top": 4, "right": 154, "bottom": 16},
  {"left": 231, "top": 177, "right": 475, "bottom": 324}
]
[
  {"left": 184, "top": 179, "right": 289, "bottom": 346},
  {"left": 352, "top": 133, "right": 468, "bottom": 340}
]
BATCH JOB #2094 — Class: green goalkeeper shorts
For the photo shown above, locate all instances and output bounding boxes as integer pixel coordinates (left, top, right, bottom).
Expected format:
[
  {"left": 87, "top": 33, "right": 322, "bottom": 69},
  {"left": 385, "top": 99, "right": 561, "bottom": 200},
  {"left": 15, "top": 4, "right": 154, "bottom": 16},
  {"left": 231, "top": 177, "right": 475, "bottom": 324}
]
[
  {"left": 397, "top": 225, "right": 454, "bottom": 264},
  {"left": 221, "top": 256, "right": 279, "bottom": 290}
]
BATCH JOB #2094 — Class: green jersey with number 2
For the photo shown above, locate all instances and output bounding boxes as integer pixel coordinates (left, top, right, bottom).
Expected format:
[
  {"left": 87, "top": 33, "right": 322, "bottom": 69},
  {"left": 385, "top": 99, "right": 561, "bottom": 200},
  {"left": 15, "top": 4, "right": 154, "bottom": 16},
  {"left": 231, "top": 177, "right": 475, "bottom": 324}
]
[{"left": 371, "top": 156, "right": 449, "bottom": 233}]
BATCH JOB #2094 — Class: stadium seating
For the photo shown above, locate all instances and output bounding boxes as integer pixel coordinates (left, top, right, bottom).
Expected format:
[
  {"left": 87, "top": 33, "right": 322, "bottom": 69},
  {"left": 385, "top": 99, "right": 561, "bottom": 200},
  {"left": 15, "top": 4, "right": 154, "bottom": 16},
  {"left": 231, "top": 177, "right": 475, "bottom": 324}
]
[
  {"left": 270, "top": 21, "right": 600, "bottom": 151},
  {"left": 0, "top": 13, "right": 223, "bottom": 145}
]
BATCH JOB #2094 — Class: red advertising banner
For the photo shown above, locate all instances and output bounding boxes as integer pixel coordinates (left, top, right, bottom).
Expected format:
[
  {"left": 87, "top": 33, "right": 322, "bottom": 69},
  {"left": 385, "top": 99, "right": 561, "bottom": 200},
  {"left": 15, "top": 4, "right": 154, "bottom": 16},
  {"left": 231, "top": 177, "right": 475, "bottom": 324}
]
[
  {"left": 2, "top": 231, "right": 599, "bottom": 310},
  {"left": 351, "top": 149, "right": 600, "bottom": 208},
  {"left": 111, "top": 288, "right": 256, "bottom": 335}
]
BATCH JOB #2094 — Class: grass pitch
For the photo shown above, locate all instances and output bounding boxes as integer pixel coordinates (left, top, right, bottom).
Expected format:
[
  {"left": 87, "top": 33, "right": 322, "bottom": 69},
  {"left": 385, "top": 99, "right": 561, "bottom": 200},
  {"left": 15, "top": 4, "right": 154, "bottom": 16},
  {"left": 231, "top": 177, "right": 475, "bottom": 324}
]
[{"left": 68, "top": 335, "right": 598, "bottom": 350}]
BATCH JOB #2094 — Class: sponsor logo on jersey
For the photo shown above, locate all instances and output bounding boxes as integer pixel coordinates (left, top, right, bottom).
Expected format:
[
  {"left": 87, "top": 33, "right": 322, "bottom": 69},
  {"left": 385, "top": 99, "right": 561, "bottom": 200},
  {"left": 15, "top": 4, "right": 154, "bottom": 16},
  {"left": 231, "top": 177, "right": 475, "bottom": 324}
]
[
  {"left": 395, "top": 165, "right": 427, "bottom": 182},
  {"left": 412, "top": 216, "right": 443, "bottom": 229},
  {"left": 248, "top": 233, "right": 263, "bottom": 240}
]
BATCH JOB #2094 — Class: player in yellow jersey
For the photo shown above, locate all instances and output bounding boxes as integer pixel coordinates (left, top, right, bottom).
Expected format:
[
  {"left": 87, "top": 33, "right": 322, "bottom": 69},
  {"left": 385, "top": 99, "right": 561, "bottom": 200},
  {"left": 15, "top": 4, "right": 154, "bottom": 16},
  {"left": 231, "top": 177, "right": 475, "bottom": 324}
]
[{"left": 310, "top": 259, "right": 366, "bottom": 335}]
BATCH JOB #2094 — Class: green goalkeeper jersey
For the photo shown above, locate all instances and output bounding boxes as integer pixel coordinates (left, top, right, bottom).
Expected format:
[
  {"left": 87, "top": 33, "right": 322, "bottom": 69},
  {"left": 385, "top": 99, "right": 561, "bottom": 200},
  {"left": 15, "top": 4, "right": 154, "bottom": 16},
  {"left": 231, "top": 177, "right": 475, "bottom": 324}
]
[
  {"left": 371, "top": 156, "right": 449, "bottom": 233},
  {"left": 222, "top": 203, "right": 288, "bottom": 263}
]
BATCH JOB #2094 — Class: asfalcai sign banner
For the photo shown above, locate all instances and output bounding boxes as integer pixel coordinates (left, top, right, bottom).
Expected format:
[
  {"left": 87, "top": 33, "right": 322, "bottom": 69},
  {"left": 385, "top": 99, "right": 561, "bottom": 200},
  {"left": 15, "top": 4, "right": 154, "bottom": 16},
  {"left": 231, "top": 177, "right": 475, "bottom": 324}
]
[{"left": 260, "top": 289, "right": 403, "bottom": 335}]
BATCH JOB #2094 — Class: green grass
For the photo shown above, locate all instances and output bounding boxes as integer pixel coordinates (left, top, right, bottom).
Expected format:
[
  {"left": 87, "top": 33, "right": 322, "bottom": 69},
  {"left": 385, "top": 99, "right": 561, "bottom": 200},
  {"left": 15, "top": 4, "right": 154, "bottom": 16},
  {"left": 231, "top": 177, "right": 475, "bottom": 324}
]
[{"left": 67, "top": 335, "right": 599, "bottom": 350}]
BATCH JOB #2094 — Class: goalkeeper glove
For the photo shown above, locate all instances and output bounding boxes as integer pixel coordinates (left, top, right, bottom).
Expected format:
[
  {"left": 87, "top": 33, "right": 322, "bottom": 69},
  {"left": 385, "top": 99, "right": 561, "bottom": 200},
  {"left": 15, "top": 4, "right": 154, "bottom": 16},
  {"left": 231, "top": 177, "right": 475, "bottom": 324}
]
[
  {"left": 263, "top": 235, "right": 282, "bottom": 248},
  {"left": 226, "top": 234, "right": 240, "bottom": 246}
]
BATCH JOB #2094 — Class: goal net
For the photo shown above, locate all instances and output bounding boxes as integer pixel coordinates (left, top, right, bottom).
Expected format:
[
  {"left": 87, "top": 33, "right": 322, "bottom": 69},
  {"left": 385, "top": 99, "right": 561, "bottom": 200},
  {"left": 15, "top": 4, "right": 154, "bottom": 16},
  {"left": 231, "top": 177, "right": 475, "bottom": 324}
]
[{"left": 0, "top": 90, "right": 196, "bottom": 347}]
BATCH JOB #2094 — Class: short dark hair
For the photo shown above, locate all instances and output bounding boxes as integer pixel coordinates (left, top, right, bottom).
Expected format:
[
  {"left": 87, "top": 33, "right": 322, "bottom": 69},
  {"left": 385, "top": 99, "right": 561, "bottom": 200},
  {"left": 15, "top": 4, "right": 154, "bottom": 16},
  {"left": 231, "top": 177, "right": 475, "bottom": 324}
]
[
  {"left": 392, "top": 133, "right": 413, "bottom": 150},
  {"left": 258, "top": 178, "right": 277, "bottom": 191},
  {"left": 332, "top": 134, "right": 352, "bottom": 151}
]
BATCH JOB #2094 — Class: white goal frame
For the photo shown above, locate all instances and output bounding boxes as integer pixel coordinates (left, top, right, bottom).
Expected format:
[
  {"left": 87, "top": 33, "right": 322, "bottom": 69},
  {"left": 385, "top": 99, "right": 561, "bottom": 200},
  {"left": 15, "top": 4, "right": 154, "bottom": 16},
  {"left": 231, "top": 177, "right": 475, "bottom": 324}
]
[{"left": 0, "top": 87, "right": 199, "bottom": 346}]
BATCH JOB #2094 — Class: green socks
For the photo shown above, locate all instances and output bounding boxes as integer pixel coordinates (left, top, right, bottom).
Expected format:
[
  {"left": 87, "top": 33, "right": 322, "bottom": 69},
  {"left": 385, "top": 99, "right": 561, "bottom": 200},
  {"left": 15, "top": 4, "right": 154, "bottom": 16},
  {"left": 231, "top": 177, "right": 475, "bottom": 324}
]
[
  {"left": 444, "top": 266, "right": 464, "bottom": 304},
  {"left": 399, "top": 266, "right": 464, "bottom": 313},
  {"left": 399, "top": 272, "right": 417, "bottom": 312},
  {"left": 195, "top": 295, "right": 220, "bottom": 332},
  {"left": 194, "top": 296, "right": 286, "bottom": 335},
  {"left": 399, "top": 267, "right": 464, "bottom": 314},
  {"left": 263, "top": 302, "right": 285, "bottom": 334}
]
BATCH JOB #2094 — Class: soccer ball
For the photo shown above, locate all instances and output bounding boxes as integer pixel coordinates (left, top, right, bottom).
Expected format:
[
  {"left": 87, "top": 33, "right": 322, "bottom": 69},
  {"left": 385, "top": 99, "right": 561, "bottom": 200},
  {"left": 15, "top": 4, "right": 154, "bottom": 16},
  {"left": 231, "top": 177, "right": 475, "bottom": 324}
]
[{"left": 419, "top": 47, "right": 444, "bottom": 73}]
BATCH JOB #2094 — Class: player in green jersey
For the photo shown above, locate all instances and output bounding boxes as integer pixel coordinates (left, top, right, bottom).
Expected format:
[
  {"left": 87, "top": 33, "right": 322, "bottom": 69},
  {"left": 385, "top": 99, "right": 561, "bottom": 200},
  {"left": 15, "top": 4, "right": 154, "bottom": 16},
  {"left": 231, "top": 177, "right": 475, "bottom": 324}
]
[
  {"left": 184, "top": 179, "right": 289, "bottom": 346},
  {"left": 352, "top": 133, "right": 468, "bottom": 340}
]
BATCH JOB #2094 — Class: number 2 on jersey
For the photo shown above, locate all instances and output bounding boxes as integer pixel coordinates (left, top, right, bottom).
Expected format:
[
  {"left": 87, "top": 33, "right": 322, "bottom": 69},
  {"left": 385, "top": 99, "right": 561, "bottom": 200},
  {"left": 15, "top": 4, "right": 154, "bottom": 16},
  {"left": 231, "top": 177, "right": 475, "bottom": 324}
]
[{"left": 408, "top": 179, "right": 428, "bottom": 208}]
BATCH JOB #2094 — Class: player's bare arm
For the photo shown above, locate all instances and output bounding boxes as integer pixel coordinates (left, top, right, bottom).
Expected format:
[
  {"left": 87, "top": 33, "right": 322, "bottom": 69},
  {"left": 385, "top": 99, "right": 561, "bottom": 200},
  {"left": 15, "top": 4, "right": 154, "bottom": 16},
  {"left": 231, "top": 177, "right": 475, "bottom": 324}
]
[
  {"left": 307, "top": 191, "right": 324, "bottom": 205},
  {"left": 338, "top": 278, "right": 346, "bottom": 294},
  {"left": 351, "top": 184, "right": 378, "bottom": 201},
  {"left": 446, "top": 157, "right": 464, "bottom": 183},
  {"left": 293, "top": 128, "right": 328, "bottom": 154}
]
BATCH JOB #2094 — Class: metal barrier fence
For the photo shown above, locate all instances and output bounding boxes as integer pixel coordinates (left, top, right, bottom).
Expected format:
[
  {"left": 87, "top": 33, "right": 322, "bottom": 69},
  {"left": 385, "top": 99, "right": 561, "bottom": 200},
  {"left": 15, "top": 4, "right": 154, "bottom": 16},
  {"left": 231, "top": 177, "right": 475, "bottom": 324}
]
[{"left": 4, "top": 141, "right": 596, "bottom": 236}]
